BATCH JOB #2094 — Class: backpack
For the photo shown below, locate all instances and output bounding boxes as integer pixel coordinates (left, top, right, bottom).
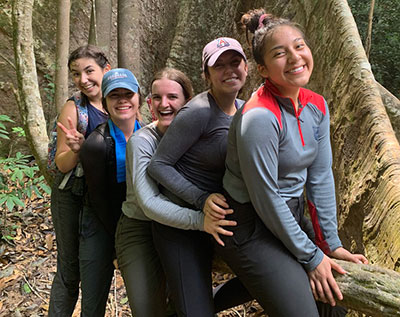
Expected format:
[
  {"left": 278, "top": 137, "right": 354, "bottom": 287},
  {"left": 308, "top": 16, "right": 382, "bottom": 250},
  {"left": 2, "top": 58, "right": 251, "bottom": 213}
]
[{"left": 47, "top": 92, "right": 89, "bottom": 181}]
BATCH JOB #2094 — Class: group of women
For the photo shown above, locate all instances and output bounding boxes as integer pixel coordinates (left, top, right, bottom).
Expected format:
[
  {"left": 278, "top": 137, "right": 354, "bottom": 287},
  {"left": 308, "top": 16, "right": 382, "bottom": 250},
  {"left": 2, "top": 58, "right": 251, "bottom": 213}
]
[{"left": 48, "top": 8, "right": 368, "bottom": 317}]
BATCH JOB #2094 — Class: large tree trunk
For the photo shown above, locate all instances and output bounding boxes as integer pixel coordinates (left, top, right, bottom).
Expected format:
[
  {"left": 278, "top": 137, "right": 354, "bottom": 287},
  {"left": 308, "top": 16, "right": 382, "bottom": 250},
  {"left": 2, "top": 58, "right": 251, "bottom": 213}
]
[
  {"left": 166, "top": 0, "right": 242, "bottom": 94},
  {"left": 117, "top": 0, "right": 140, "bottom": 72},
  {"left": 378, "top": 83, "right": 400, "bottom": 142},
  {"left": 88, "top": 0, "right": 112, "bottom": 57},
  {"left": 12, "top": 0, "right": 50, "bottom": 184},
  {"left": 54, "top": 0, "right": 70, "bottom": 113},
  {"left": 116, "top": 0, "right": 179, "bottom": 99}
]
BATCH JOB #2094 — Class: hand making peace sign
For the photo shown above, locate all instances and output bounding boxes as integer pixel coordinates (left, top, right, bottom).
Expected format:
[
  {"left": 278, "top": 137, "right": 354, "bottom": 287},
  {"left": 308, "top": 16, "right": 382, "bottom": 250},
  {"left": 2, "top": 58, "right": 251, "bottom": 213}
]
[{"left": 57, "top": 116, "right": 85, "bottom": 154}]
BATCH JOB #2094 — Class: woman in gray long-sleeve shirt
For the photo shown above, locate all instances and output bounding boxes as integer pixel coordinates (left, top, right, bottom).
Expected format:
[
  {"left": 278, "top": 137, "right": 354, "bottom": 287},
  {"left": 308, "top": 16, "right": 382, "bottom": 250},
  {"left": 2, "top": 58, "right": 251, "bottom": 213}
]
[
  {"left": 213, "top": 9, "right": 368, "bottom": 317},
  {"left": 114, "top": 68, "right": 195, "bottom": 316},
  {"left": 115, "top": 68, "right": 248, "bottom": 316},
  {"left": 147, "top": 38, "right": 252, "bottom": 316}
]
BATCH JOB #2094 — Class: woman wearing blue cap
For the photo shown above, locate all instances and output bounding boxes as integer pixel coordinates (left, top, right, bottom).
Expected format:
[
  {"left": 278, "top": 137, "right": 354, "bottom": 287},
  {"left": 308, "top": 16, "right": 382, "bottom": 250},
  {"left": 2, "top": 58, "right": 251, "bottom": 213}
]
[
  {"left": 78, "top": 68, "right": 142, "bottom": 316},
  {"left": 148, "top": 38, "right": 252, "bottom": 316}
]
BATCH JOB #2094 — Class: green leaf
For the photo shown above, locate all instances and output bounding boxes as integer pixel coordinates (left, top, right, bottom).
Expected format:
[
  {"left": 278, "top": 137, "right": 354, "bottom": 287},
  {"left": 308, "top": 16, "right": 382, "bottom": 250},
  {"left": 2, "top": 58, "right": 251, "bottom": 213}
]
[
  {"left": 39, "top": 183, "right": 51, "bottom": 194},
  {"left": 15, "top": 169, "right": 24, "bottom": 181},
  {"left": 0, "top": 196, "right": 7, "bottom": 205},
  {"left": 24, "top": 168, "right": 34, "bottom": 178},
  {"left": 0, "top": 133, "right": 10, "bottom": 140},
  {"left": 0, "top": 115, "right": 14, "bottom": 123},
  {"left": 12, "top": 196, "right": 25, "bottom": 208},
  {"left": 33, "top": 186, "right": 43, "bottom": 198},
  {"left": 120, "top": 297, "right": 129, "bottom": 305},
  {"left": 6, "top": 197, "right": 15, "bottom": 211},
  {"left": 12, "top": 127, "right": 25, "bottom": 137},
  {"left": 24, "top": 187, "right": 33, "bottom": 199},
  {"left": 23, "top": 283, "right": 31, "bottom": 294}
]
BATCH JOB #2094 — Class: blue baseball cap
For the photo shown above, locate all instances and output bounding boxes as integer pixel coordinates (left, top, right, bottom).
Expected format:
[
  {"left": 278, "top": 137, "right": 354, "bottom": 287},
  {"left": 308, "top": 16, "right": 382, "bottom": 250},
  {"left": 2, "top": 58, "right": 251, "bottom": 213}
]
[{"left": 101, "top": 68, "right": 140, "bottom": 98}]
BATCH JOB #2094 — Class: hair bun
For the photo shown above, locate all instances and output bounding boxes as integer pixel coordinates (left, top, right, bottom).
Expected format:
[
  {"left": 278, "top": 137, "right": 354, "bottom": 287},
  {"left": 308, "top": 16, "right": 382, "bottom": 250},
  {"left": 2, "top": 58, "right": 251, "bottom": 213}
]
[{"left": 241, "top": 9, "right": 268, "bottom": 33}]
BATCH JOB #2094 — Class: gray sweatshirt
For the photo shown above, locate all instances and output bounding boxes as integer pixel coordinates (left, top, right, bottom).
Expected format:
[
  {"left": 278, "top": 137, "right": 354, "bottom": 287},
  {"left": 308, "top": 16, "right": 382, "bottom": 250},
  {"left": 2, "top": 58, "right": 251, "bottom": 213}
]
[
  {"left": 148, "top": 91, "right": 244, "bottom": 210},
  {"left": 121, "top": 122, "right": 204, "bottom": 231},
  {"left": 224, "top": 80, "right": 342, "bottom": 271}
]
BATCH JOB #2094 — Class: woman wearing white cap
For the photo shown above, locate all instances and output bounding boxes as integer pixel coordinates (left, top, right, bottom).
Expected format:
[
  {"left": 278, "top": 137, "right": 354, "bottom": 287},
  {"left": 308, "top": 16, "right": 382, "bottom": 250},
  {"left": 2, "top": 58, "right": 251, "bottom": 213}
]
[
  {"left": 148, "top": 38, "right": 251, "bottom": 316},
  {"left": 78, "top": 68, "right": 142, "bottom": 316}
]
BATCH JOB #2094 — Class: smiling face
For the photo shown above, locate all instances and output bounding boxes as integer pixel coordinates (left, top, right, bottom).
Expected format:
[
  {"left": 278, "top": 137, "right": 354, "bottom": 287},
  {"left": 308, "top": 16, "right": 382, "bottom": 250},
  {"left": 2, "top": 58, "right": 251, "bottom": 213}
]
[
  {"left": 151, "top": 78, "right": 187, "bottom": 134},
  {"left": 105, "top": 88, "right": 139, "bottom": 124},
  {"left": 69, "top": 57, "right": 110, "bottom": 101},
  {"left": 258, "top": 25, "right": 314, "bottom": 100},
  {"left": 206, "top": 50, "right": 248, "bottom": 96}
]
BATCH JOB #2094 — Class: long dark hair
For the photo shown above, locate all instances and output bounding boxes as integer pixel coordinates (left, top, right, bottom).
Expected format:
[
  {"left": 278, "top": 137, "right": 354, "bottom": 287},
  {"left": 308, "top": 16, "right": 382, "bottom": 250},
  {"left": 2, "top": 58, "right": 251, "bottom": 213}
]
[{"left": 68, "top": 45, "right": 110, "bottom": 106}]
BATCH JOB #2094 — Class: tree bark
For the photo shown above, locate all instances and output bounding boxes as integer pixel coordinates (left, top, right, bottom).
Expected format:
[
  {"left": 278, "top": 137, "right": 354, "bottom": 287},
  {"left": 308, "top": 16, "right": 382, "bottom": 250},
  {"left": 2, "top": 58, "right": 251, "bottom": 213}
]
[
  {"left": 12, "top": 0, "right": 50, "bottom": 184},
  {"left": 88, "top": 0, "right": 112, "bottom": 57},
  {"left": 166, "top": 0, "right": 242, "bottom": 94},
  {"left": 213, "top": 257, "right": 400, "bottom": 316},
  {"left": 378, "top": 82, "right": 400, "bottom": 142},
  {"left": 54, "top": 0, "right": 70, "bottom": 113},
  {"left": 334, "top": 259, "right": 400, "bottom": 316},
  {"left": 117, "top": 0, "right": 139, "bottom": 72},
  {"left": 365, "top": 0, "right": 375, "bottom": 59}
]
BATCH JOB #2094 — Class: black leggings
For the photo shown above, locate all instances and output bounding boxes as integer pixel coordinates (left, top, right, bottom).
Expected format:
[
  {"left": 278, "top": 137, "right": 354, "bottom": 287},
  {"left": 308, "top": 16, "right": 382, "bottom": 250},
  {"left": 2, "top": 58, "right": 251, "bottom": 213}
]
[
  {"left": 152, "top": 222, "right": 252, "bottom": 317},
  {"left": 215, "top": 192, "right": 346, "bottom": 317}
]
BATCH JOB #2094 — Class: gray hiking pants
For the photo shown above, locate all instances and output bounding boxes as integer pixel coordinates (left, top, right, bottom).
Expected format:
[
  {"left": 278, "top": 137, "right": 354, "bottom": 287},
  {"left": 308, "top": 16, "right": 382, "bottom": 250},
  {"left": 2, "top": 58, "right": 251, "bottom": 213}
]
[{"left": 115, "top": 214, "right": 168, "bottom": 316}]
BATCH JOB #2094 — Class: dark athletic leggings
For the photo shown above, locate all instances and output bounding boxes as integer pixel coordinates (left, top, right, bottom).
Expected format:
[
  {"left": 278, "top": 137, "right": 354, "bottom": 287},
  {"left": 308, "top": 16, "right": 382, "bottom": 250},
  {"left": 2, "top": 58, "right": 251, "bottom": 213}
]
[
  {"left": 152, "top": 222, "right": 253, "bottom": 317},
  {"left": 215, "top": 192, "right": 347, "bottom": 317}
]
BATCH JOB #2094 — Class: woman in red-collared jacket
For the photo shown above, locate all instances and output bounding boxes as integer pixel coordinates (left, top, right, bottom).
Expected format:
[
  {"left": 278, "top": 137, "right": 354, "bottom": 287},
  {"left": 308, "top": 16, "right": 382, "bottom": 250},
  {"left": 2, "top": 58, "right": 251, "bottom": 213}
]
[{"left": 214, "top": 9, "right": 369, "bottom": 317}]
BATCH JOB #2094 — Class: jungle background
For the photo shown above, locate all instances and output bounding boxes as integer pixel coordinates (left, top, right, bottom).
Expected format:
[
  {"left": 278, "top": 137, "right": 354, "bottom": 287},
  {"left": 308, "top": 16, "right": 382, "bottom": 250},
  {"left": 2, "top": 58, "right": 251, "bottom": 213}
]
[{"left": 0, "top": 0, "right": 400, "bottom": 316}]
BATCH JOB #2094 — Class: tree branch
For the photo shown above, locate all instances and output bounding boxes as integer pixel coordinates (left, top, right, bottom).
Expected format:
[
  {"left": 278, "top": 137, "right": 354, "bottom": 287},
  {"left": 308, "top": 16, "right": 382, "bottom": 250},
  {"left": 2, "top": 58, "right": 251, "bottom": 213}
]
[{"left": 213, "top": 257, "right": 400, "bottom": 316}]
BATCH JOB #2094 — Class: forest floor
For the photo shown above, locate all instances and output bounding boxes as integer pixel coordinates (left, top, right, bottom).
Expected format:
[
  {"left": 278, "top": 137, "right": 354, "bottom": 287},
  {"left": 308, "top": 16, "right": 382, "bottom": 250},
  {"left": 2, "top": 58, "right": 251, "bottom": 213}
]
[{"left": 0, "top": 194, "right": 264, "bottom": 316}]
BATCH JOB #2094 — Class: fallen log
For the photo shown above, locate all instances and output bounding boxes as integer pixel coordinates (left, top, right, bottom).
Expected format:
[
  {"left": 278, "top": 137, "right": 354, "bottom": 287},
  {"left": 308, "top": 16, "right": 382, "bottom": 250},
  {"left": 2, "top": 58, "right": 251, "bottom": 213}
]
[
  {"left": 334, "top": 259, "right": 400, "bottom": 316},
  {"left": 213, "top": 257, "right": 400, "bottom": 316}
]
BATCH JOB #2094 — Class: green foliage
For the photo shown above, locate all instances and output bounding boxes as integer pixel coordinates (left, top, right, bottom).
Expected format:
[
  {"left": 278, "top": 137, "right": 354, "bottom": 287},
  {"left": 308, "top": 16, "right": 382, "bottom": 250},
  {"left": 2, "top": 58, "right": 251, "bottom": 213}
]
[
  {"left": 0, "top": 117, "right": 51, "bottom": 242},
  {"left": 0, "top": 114, "right": 14, "bottom": 140},
  {"left": 11, "top": 127, "right": 25, "bottom": 138},
  {"left": 348, "top": 0, "right": 400, "bottom": 98},
  {"left": 0, "top": 152, "right": 51, "bottom": 211}
]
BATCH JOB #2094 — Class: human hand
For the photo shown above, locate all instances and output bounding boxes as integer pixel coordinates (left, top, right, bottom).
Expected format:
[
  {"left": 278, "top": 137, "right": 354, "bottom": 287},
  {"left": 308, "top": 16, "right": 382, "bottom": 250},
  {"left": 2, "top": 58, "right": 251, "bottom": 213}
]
[
  {"left": 57, "top": 117, "right": 85, "bottom": 153},
  {"left": 203, "top": 213, "right": 236, "bottom": 247},
  {"left": 307, "top": 255, "right": 346, "bottom": 306},
  {"left": 203, "top": 193, "right": 233, "bottom": 220},
  {"left": 330, "top": 247, "right": 368, "bottom": 264}
]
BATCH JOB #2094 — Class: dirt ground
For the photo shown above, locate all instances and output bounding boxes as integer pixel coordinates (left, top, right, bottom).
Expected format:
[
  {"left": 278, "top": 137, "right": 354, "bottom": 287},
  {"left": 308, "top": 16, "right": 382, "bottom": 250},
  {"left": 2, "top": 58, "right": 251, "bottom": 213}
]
[{"left": 0, "top": 194, "right": 264, "bottom": 316}]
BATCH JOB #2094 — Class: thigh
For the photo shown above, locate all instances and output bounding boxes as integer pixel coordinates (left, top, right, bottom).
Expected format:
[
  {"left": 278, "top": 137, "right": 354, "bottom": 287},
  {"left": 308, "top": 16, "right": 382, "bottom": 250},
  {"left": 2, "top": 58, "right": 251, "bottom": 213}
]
[
  {"left": 50, "top": 186, "right": 82, "bottom": 272},
  {"left": 115, "top": 215, "right": 167, "bottom": 317},
  {"left": 217, "top": 216, "right": 318, "bottom": 316},
  {"left": 152, "top": 222, "right": 214, "bottom": 317}
]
